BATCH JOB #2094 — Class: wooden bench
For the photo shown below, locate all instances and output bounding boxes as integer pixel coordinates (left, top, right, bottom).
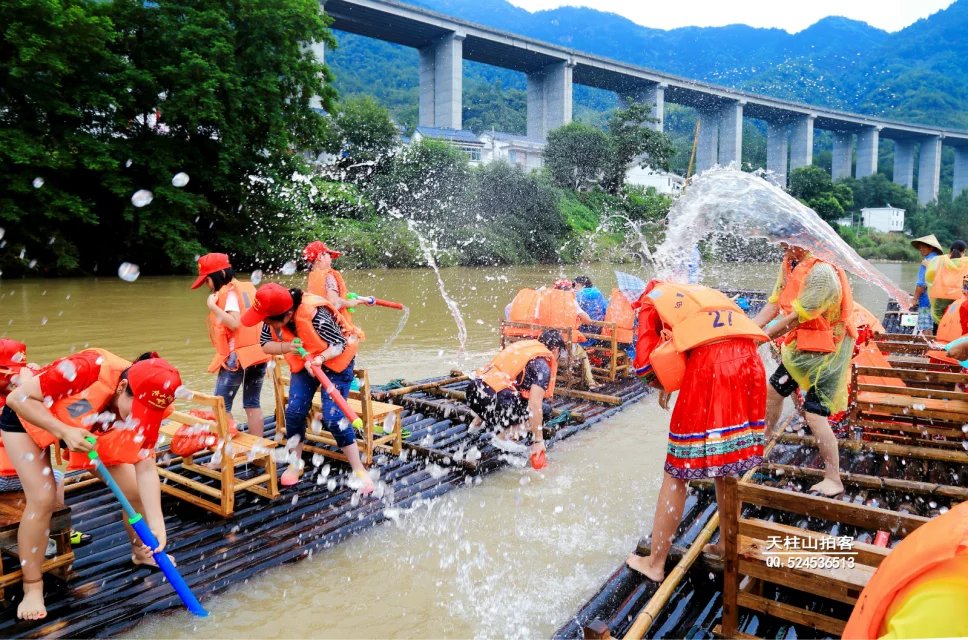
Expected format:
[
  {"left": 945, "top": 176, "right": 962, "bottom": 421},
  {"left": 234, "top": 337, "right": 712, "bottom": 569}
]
[
  {"left": 583, "top": 319, "right": 633, "bottom": 382},
  {"left": 0, "top": 492, "right": 73, "bottom": 598},
  {"left": 850, "top": 364, "right": 968, "bottom": 447},
  {"left": 156, "top": 390, "right": 279, "bottom": 517},
  {"left": 272, "top": 361, "right": 403, "bottom": 466},
  {"left": 718, "top": 478, "right": 928, "bottom": 638}
]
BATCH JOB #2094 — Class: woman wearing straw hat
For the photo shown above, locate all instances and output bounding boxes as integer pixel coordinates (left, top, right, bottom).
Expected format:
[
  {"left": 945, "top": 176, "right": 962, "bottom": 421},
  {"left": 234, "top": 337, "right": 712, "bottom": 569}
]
[{"left": 911, "top": 235, "right": 943, "bottom": 333}]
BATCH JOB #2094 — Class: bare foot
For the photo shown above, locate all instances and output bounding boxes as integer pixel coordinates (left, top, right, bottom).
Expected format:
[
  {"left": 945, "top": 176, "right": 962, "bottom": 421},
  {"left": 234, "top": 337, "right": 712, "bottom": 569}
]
[
  {"left": 17, "top": 579, "right": 46, "bottom": 621},
  {"left": 468, "top": 417, "right": 483, "bottom": 433},
  {"left": 132, "top": 544, "right": 177, "bottom": 568},
  {"left": 702, "top": 543, "right": 723, "bottom": 557},
  {"left": 810, "top": 477, "right": 845, "bottom": 497},
  {"left": 626, "top": 553, "right": 665, "bottom": 582}
]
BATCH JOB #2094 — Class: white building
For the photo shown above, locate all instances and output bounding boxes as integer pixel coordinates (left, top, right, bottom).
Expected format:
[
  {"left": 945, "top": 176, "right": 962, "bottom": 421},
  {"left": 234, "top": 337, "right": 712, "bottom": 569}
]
[
  {"left": 625, "top": 166, "right": 684, "bottom": 195},
  {"left": 479, "top": 133, "right": 546, "bottom": 171},
  {"left": 860, "top": 206, "right": 905, "bottom": 233},
  {"left": 411, "top": 126, "right": 484, "bottom": 165}
]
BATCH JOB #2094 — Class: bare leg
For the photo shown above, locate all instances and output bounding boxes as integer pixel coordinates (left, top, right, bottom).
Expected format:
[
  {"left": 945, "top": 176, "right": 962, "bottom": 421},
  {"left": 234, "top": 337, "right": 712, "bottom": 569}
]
[
  {"left": 573, "top": 346, "right": 599, "bottom": 389},
  {"left": 101, "top": 464, "right": 175, "bottom": 567},
  {"left": 3, "top": 432, "right": 56, "bottom": 620},
  {"left": 805, "top": 412, "right": 844, "bottom": 496},
  {"left": 280, "top": 438, "right": 304, "bottom": 484},
  {"left": 704, "top": 476, "right": 728, "bottom": 557},
  {"left": 244, "top": 407, "right": 264, "bottom": 438},
  {"left": 765, "top": 385, "right": 785, "bottom": 439},
  {"left": 627, "top": 473, "right": 687, "bottom": 582},
  {"left": 341, "top": 442, "right": 374, "bottom": 494}
]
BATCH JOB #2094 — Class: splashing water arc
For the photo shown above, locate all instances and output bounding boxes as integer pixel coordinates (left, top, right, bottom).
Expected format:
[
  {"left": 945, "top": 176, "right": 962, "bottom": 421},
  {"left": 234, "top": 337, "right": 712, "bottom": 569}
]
[{"left": 654, "top": 168, "right": 913, "bottom": 307}]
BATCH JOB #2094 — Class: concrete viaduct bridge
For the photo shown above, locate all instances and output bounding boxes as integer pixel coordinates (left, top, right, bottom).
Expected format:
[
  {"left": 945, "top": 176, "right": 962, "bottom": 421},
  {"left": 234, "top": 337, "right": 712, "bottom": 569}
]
[{"left": 320, "top": 0, "right": 968, "bottom": 204}]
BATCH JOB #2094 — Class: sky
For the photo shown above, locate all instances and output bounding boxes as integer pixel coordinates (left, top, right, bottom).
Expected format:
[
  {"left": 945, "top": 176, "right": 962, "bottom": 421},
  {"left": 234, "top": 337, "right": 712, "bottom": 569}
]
[{"left": 504, "top": 0, "right": 956, "bottom": 33}]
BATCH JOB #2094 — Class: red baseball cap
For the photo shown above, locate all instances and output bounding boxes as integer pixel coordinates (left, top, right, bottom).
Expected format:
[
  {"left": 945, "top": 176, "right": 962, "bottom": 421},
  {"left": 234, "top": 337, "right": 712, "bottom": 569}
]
[
  {"left": 126, "top": 357, "right": 181, "bottom": 442},
  {"left": 241, "top": 283, "right": 294, "bottom": 326},
  {"left": 0, "top": 339, "right": 27, "bottom": 370},
  {"left": 302, "top": 241, "right": 342, "bottom": 263},
  {"left": 191, "top": 253, "right": 233, "bottom": 290}
]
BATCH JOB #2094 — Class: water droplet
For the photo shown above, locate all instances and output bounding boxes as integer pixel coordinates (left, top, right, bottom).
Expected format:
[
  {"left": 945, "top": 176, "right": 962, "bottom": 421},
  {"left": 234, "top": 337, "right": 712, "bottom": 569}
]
[
  {"left": 118, "top": 262, "right": 140, "bottom": 282},
  {"left": 0, "top": 228, "right": 4, "bottom": 240},
  {"left": 32, "top": 177, "right": 44, "bottom": 189},
  {"left": 125, "top": 159, "right": 133, "bottom": 168},
  {"left": 326, "top": 478, "right": 337, "bottom": 491},
  {"left": 250, "top": 269, "right": 263, "bottom": 285},
  {"left": 280, "top": 260, "right": 297, "bottom": 276},
  {"left": 39, "top": 316, "right": 48, "bottom": 325},
  {"left": 57, "top": 359, "right": 77, "bottom": 382},
  {"left": 171, "top": 172, "right": 190, "bottom": 188},
  {"left": 28, "top": 260, "right": 37, "bottom": 269},
  {"left": 131, "top": 190, "right": 153, "bottom": 208}
]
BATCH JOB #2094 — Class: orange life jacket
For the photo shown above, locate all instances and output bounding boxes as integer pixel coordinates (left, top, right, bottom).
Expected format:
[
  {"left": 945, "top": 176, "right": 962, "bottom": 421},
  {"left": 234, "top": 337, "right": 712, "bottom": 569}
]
[
  {"left": 503, "top": 288, "right": 585, "bottom": 343},
  {"left": 308, "top": 268, "right": 365, "bottom": 341},
  {"left": 928, "top": 255, "right": 968, "bottom": 301},
  {"left": 20, "top": 349, "right": 131, "bottom": 451},
  {"left": 207, "top": 280, "right": 271, "bottom": 373},
  {"left": 276, "top": 294, "right": 358, "bottom": 374},
  {"left": 641, "top": 283, "right": 767, "bottom": 392},
  {"left": 775, "top": 256, "right": 857, "bottom": 353},
  {"left": 936, "top": 297, "right": 967, "bottom": 343},
  {"left": 477, "top": 340, "right": 557, "bottom": 400},
  {"left": 843, "top": 500, "right": 968, "bottom": 640},
  {"left": 603, "top": 288, "right": 635, "bottom": 344}
]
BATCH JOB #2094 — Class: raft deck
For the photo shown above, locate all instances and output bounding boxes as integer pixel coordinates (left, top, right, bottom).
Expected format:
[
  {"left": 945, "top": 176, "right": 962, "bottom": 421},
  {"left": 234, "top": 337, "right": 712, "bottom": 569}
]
[{"left": 0, "top": 374, "right": 647, "bottom": 638}]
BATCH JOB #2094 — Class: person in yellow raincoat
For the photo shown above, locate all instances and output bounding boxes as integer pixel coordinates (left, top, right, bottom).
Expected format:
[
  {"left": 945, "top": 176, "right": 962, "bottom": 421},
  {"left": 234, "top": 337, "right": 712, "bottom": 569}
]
[{"left": 753, "top": 244, "right": 857, "bottom": 497}]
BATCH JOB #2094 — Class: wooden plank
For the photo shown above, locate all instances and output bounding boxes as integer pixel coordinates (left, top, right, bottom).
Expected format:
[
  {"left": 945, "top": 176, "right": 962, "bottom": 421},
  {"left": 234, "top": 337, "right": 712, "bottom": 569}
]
[
  {"left": 852, "top": 419, "right": 965, "bottom": 443},
  {"left": 778, "top": 433, "right": 968, "bottom": 463},
  {"left": 736, "top": 592, "right": 845, "bottom": 636},
  {"left": 711, "top": 625, "right": 759, "bottom": 639},
  {"left": 739, "top": 518, "right": 890, "bottom": 568},
  {"left": 738, "top": 535, "right": 874, "bottom": 604},
  {"left": 721, "top": 475, "right": 740, "bottom": 637},
  {"left": 737, "top": 482, "right": 928, "bottom": 536},
  {"left": 385, "top": 375, "right": 469, "bottom": 398},
  {"left": 855, "top": 365, "right": 968, "bottom": 385},
  {"left": 556, "top": 388, "right": 623, "bottom": 405},
  {"left": 763, "top": 462, "right": 968, "bottom": 500},
  {"left": 857, "top": 383, "right": 968, "bottom": 402},
  {"left": 583, "top": 619, "right": 612, "bottom": 639}
]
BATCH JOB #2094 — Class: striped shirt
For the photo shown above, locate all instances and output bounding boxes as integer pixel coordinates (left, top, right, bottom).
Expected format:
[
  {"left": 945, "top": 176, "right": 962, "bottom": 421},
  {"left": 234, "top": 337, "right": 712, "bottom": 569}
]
[{"left": 260, "top": 307, "right": 347, "bottom": 351}]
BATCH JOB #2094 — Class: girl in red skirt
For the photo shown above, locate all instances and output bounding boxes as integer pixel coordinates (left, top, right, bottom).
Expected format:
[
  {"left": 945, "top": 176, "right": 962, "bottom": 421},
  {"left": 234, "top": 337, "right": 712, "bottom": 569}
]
[{"left": 627, "top": 281, "right": 768, "bottom": 582}]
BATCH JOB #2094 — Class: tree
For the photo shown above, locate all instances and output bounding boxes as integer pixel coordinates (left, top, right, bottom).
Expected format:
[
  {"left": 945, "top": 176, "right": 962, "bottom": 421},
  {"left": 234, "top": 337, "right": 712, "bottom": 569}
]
[
  {"left": 601, "top": 103, "right": 675, "bottom": 194},
  {"left": 327, "top": 95, "right": 400, "bottom": 167},
  {"left": 840, "top": 173, "right": 917, "bottom": 215},
  {"left": 544, "top": 122, "right": 612, "bottom": 191},
  {"left": 787, "top": 166, "right": 852, "bottom": 223},
  {"left": 0, "top": 0, "right": 337, "bottom": 276}
]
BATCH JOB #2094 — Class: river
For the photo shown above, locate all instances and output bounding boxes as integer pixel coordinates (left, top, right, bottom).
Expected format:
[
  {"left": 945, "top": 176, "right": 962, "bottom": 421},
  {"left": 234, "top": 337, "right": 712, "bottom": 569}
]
[{"left": 0, "top": 261, "right": 916, "bottom": 638}]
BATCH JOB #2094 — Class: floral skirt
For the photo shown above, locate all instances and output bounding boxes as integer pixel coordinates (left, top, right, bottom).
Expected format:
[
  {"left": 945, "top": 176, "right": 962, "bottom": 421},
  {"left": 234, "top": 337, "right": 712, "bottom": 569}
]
[{"left": 665, "top": 338, "right": 766, "bottom": 479}]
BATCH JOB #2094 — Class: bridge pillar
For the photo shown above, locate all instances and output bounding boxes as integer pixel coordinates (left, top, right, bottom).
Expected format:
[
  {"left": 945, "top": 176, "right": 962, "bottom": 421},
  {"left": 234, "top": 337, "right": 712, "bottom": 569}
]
[
  {"left": 717, "top": 101, "right": 744, "bottom": 167},
  {"left": 831, "top": 132, "right": 852, "bottom": 181},
  {"left": 789, "top": 115, "right": 815, "bottom": 171},
  {"left": 892, "top": 140, "right": 915, "bottom": 189},
  {"left": 419, "top": 32, "right": 465, "bottom": 129},
  {"left": 954, "top": 147, "right": 968, "bottom": 198},
  {"left": 619, "top": 83, "right": 665, "bottom": 131},
  {"left": 766, "top": 122, "right": 789, "bottom": 185},
  {"left": 695, "top": 109, "right": 719, "bottom": 173},
  {"left": 527, "top": 60, "right": 574, "bottom": 140},
  {"left": 855, "top": 126, "right": 879, "bottom": 178},
  {"left": 918, "top": 136, "right": 942, "bottom": 204}
]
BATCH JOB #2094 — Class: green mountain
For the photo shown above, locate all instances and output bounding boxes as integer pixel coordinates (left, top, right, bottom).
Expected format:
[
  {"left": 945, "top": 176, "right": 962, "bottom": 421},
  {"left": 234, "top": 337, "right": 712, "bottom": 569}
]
[{"left": 326, "top": 0, "right": 968, "bottom": 132}]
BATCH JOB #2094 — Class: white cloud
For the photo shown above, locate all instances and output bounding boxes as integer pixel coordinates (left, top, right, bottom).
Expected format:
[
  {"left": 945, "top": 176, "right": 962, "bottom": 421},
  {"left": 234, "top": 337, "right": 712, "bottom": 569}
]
[{"left": 505, "top": 0, "right": 956, "bottom": 33}]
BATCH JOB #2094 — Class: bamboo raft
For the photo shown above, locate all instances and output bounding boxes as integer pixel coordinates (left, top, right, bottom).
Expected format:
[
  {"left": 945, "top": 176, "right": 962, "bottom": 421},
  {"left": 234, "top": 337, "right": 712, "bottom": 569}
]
[
  {"left": 0, "top": 370, "right": 647, "bottom": 637},
  {"left": 556, "top": 308, "right": 967, "bottom": 640}
]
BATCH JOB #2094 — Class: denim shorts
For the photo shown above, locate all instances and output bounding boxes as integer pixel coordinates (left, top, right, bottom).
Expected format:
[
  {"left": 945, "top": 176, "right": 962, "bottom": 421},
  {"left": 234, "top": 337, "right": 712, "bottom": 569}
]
[{"left": 214, "top": 362, "right": 267, "bottom": 411}]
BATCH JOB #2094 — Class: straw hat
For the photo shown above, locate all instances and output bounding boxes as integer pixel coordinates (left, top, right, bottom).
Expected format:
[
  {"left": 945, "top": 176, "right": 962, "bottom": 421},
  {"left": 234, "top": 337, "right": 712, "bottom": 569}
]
[{"left": 911, "top": 234, "right": 944, "bottom": 254}]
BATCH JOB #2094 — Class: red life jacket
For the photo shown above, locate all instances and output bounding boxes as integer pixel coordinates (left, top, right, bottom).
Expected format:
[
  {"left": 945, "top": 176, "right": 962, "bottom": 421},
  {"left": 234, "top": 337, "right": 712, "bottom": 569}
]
[
  {"left": 477, "top": 340, "right": 557, "bottom": 399},
  {"left": 207, "top": 280, "right": 271, "bottom": 372}
]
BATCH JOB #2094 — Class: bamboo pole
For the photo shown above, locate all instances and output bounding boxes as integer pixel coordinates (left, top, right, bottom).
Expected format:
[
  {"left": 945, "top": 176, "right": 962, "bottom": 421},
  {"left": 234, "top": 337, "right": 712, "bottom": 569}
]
[
  {"left": 385, "top": 375, "right": 469, "bottom": 398},
  {"left": 686, "top": 119, "right": 701, "bottom": 179},
  {"left": 557, "top": 388, "right": 623, "bottom": 405},
  {"left": 623, "top": 432, "right": 783, "bottom": 640}
]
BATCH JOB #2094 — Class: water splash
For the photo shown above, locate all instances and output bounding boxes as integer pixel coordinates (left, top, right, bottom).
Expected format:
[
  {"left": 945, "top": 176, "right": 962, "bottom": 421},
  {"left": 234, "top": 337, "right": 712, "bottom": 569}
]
[
  {"left": 409, "top": 221, "right": 467, "bottom": 361},
  {"left": 653, "top": 168, "right": 912, "bottom": 306},
  {"left": 382, "top": 305, "right": 410, "bottom": 350}
]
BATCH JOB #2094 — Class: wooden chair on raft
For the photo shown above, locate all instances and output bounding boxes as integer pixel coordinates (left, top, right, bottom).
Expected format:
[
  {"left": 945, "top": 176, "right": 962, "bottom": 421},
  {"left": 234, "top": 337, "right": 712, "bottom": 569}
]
[
  {"left": 270, "top": 358, "right": 403, "bottom": 466},
  {"left": 0, "top": 493, "right": 73, "bottom": 599},
  {"left": 848, "top": 361, "right": 968, "bottom": 448},
  {"left": 717, "top": 477, "right": 928, "bottom": 639},
  {"left": 155, "top": 390, "right": 280, "bottom": 517}
]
